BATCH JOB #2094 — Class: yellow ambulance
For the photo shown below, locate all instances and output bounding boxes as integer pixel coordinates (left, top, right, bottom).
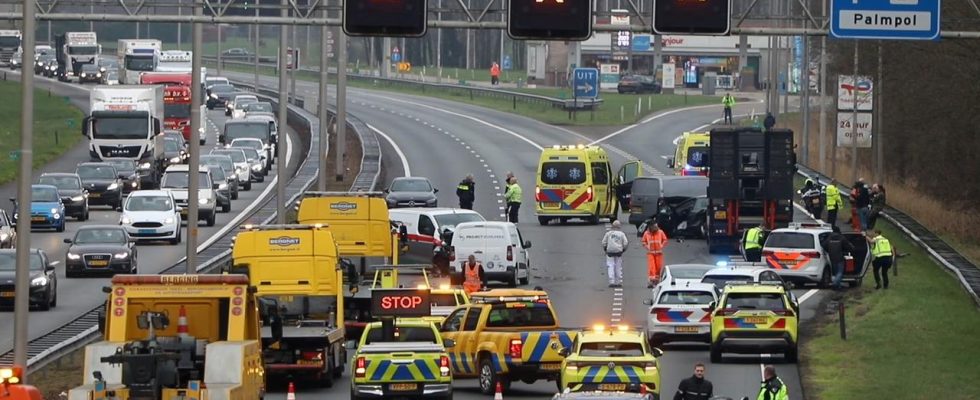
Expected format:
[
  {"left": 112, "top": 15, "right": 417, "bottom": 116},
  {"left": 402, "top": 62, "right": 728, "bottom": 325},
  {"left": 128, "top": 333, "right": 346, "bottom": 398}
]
[
  {"left": 668, "top": 131, "right": 711, "bottom": 176},
  {"left": 534, "top": 145, "right": 640, "bottom": 225}
]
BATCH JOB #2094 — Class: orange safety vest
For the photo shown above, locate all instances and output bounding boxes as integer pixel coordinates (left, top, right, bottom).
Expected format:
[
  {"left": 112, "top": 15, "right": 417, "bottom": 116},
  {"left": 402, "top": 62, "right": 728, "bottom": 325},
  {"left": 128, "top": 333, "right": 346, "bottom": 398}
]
[
  {"left": 642, "top": 230, "right": 668, "bottom": 255},
  {"left": 490, "top": 64, "right": 500, "bottom": 77},
  {"left": 463, "top": 262, "right": 482, "bottom": 292}
]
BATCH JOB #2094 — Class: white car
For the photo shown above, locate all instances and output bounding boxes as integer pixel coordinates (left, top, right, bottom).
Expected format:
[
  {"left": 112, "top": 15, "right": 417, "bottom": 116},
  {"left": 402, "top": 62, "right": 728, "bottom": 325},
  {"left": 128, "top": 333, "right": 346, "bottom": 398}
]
[
  {"left": 389, "top": 208, "right": 485, "bottom": 265},
  {"left": 658, "top": 263, "right": 717, "bottom": 287},
  {"left": 210, "top": 148, "right": 252, "bottom": 190},
  {"left": 761, "top": 222, "right": 870, "bottom": 287},
  {"left": 238, "top": 147, "right": 266, "bottom": 181},
  {"left": 119, "top": 190, "right": 182, "bottom": 245},
  {"left": 229, "top": 138, "right": 270, "bottom": 172},
  {"left": 451, "top": 221, "right": 532, "bottom": 287},
  {"left": 700, "top": 264, "right": 796, "bottom": 302},
  {"left": 225, "top": 94, "right": 258, "bottom": 117},
  {"left": 160, "top": 165, "right": 218, "bottom": 227},
  {"left": 645, "top": 282, "right": 718, "bottom": 346}
]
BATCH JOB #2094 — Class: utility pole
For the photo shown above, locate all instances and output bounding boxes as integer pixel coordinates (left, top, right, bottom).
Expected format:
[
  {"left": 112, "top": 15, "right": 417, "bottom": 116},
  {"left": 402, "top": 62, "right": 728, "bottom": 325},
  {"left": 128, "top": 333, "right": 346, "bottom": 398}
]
[
  {"left": 875, "top": 41, "right": 884, "bottom": 183},
  {"left": 253, "top": 7, "right": 259, "bottom": 89},
  {"left": 436, "top": 0, "right": 442, "bottom": 80},
  {"left": 277, "top": 0, "right": 288, "bottom": 224},
  {"left": 818, "top": 0, "right": 828, "bottom": 173},
  {"left": 177, "top": 0, "right": 182, "bottom": 50},
  {"left": 336, "top": 25, "right": 348, "bottom": 182},
  {"left": 850, "top": 41, "right": 859, "bottom": 185},
  {"left": 290, "top": 25, "right": 297, "bottom": 102},
  {"left": 318, "top": 4, "right": 329, "bottom": 192},
  {"left": 13, "top": 0, "right": 36, "bottom": 372},
  {"left": 801, "top": 22, "right": 811, "bottom": 165},
  {"left": 186, "top": 0, "right": 204, "bottom": 274},
  {"left": 382, "top": 37, "right": 390, "bottom": 78},
  {"left": 217, "top": 24, "right": 223, "bottom": 75}
]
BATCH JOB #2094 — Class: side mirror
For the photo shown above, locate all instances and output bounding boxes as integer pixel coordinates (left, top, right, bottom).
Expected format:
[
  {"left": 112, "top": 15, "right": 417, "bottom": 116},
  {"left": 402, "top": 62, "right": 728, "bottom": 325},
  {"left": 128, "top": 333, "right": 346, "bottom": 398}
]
[
  {"left": 383, "top": 189, "right": 390, "bottom": 194},
  {"left": 270, "top": 312, "right": 283, "bottom": 343},
  {"left": 175, "top": 206, "right": 184, "bottom": 213},
  {"left": 433, "top": 188, "right": 439, "bottom": 193},
  {"left": 212, "top": 183, "right": 220, "bottom": 190},
  {"left": 63, "top": 238, "right": 73, "bottom": 244},
  {"left": 557, "top": 347, "right": 571, "bottom": 357},
  {"left": 82, "top": 116, "right": 91, "bottom": 136},
  {"left": 642, "top": 299, "right": 653, "bottom": 306},
  {"left": 97, "top": 309, "right": 106, "bottom": 334},
  {"left": 443, "top": 339, "right": 456, "bottom": 349},
  {"left": 666, "top": 157, "right": 674, "bottom": 169},
  {"left": 45, "top": 263, "right": 56, "bottom": 272},
  {"left": 8, "top": 197, "right": 14, "bottom": 203},
  {"left": 523, "top": 240, "right": 532, "bottom": 249},
  {"left": 708, "top": 301, "right": 717, "bottom": 310},
  {"left": 651, "top": 348, "right": 664, "bottom": 357}
]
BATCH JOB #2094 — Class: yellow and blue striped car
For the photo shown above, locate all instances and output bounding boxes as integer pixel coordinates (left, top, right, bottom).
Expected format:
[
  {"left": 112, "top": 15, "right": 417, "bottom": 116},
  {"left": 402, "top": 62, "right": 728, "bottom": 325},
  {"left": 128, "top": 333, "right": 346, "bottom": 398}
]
[
  {"left": 351, "top": 319, "right": 453, "bottom": 399},
  {"left": 558, "top": 325, "right": 662, "bottom": 397}
]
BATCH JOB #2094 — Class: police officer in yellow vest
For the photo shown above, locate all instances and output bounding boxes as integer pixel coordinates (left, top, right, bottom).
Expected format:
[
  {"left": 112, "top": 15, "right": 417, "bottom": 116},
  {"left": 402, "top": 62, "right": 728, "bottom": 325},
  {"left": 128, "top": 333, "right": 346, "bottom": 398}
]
[
  {"left": 722, "top": 93, "right": 736, "bottom": 124},
  {"left": 743, "top": 223, "right": 765, "bottom": 262},
  {"left": 867, "top": 229, "right": 896, "bottom": 289},
  {"left": 824, "top": 184, "right": 843, "bottom": 229},
  {"left": 756, "top": 365, "right": 789, "bottom": 400}
]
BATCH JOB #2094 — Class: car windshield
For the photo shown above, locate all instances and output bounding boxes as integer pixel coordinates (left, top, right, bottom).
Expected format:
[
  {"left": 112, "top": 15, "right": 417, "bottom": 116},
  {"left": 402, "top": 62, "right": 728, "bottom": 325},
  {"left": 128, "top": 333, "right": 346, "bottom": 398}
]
[
  {"left": 578, "top": 342, "right": 644, "bottom": 357},
  {"left": 165, "top": 103, "right": 191, "bottom": 119},
  {"left": 686, "top": 147, "right": 710, "bottom": 168},
  {"left": 540, "top": 162, "right": 587, "bottom": 185},
  {"left": 0, "top": 253, "right": 43, "bottom": 271},
  {"left": 210, "top": 84, "right": 235, "bottom": 94},
  {"left": 38, "top": 176, "right": 80, "bottom": 190},
  {"left": 390, "top": 179, "right": 431, "bottom": 192},
  {"left": 161, "top": 171, "right": 211, "bottom": 189},
  {"left": 201, "top": 156, "right": 234, "bottom": 171},
  {"left": 486, "top": 304, "right": 556, "bottom": 327},
  {"left": 235, "top": 100, "right": 256, "bottom": 110},
  {"left": 724, "top": 293, "right": 787, "bottom": 311},
  {"left": 209, "top": 167, "right": 226, "bottom": 181},
  {"left": 81, "top": 64, "right": 99, "bottom": 73},
  {"left": 105, "top": 160, "right": 136, "bottom": 172},
  {"left": 662, "top": 179, "right": 708, "bottom": 198},
  {"left": 365, "top": 326, "right": 437, "bottom": 344},
  {"left": 125, "top": 55, "right": 155, "bottom": 71},
  {"left": 225, "top": 123, "right": 269, "bottom": 141},
  {"left": 658, "top": 290, "right": 715, "bottom": 305},
  {"left": 702, "top": 274, "right": 753, "bottom": 291},
  {"left": 239, "top": 148, "right": 260, "bottom": 161},
  {"left": 766, "top": 232, "right": 815, "bottom": 249},
  {"left": 631, "top": 178, "right": 660, "bottom": 196},
  {"left": 164, "top": 140, "right": 181, "bottom": 152},
  {"left": 74, "top": 228, "right": 127, "bottom": 244},
  {"left": 68, "top": 45, "right": 98, "bottom": 55},
  {"left": 212, "top": 150, "right": 246, "bottom": 163},
  {"left": 669, "top": 265, "right": 715, "bottom": 280},
  {"left": 434, "top": 213, "right": 484, "bottom": 230},
  {"left": 31, "top": 187, "right": 60, "bottom": 202},
  {"left": 245, "top": 103, "right": 273, "bottom": 113},
  {"left": 92, "top": 116, "right": 147, "bottom": 140},
  {"left": 230, "top": 140, "right": 262, "bottom": 149},
  {"left": 126, "top": 195, "right": 173, "bottom": 212},
  {"left": 77, "top": 165, "right": 117, "bottom": 180}
]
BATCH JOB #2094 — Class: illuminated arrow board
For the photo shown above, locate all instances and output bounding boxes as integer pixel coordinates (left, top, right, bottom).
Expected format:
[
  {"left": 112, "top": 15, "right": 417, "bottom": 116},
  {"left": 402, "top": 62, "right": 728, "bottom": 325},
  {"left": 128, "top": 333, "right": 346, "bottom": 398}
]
[{"left": 830, "top": 0, "right": 941, "bottom": 40}]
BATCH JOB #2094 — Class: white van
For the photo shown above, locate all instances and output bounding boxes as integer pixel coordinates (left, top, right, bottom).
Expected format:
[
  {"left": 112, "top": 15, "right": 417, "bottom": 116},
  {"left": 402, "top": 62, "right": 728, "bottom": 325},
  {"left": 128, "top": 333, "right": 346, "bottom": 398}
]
[
  {"left": 451, "top": 221, "right": 532, "bottom": 287},
  {"left": 388, "top": 208, "right": 485, "bottom": 265}
]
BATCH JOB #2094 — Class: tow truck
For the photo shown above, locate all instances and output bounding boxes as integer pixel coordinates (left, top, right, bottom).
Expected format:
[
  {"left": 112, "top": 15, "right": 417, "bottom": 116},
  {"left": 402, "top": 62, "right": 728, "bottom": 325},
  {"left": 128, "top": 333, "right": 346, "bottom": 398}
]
[
  {"left": 67, "top": 274, "right": 264, "bottom": 400},
  {"left": 295, "top": 191, "right": 404, "bottom": 271},
  {"left": 229, "top": 224, "right": 348, "bottom": 386}
]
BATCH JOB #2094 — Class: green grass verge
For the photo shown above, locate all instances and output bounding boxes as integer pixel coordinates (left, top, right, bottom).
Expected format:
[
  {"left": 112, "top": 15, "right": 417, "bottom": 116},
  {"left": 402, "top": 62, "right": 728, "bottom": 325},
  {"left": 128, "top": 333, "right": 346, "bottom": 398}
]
[
  {"left": 795, "top": 176, "right": 980, "bottom": 400},
  {"left": 0, "top": 81, "right": 84, "bottom": 184},
  {"left": 209, "top": 61, "right": 719, "bottom": 126}
]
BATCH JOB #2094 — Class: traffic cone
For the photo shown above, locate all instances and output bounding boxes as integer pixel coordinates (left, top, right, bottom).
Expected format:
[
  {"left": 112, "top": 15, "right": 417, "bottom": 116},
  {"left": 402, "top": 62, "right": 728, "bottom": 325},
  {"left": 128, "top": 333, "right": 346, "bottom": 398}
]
[
  {"left": 493, "top": 382, "right": 503, "bottom": 400},
  {"left": 286, "top": 382, "right": 296, "bottom": 400},
  {"left": 177, "top": 305, "right": 189, "bottom": 339}
]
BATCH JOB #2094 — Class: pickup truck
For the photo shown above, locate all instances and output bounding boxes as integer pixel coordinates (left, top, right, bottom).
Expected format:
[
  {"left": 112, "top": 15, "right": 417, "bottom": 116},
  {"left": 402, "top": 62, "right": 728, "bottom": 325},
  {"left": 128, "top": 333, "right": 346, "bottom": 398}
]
[
  {"left": 351, "top": 319, "right": 453, "bottom": 399},
  {"left": 439, "top": 289, "right": 578, "bottom": 395}
]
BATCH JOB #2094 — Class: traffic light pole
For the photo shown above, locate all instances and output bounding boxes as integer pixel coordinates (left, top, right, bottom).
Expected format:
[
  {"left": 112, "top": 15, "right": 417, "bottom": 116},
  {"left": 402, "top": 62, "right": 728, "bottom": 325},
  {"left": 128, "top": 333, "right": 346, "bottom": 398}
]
[
  {"left": 186, "top": 0, "right": 203, "bottom": 274},
  {"left": 277, "top": 0, "right": 288, "bottom": 224},
  {"left": 13, "top": 0, "right": 36, "bottom": 373},
  {"left": 317, "top": 5, "right": 329, "bottom": 192}
]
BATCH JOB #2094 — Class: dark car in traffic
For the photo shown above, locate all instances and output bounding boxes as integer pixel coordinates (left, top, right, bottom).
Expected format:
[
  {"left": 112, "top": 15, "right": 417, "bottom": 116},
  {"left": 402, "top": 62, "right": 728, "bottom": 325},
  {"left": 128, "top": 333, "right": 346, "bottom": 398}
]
[
  {"left": 38, "top": 173, "right": 89, "bottom": 221},
  {"left": 638, "top": 195, "right": 710, "bottom": 239},
  {"left": 0, "top": 248, "right": 57, "bottom": 310},
  {"left": 76, "top": 162, "right": 124, "bottom": 210},
  {"left": 627, "top": 176, "right": 708, "bottom": 229},
  {"left": 201, "top": 155, "right": 240, "bottom": 200},
  {"left": 64, "top": 225, "right": 137, "bottom": 277},
  {"left": 0, "top": 210, "right": 14, "bottom": 248},
  {"left": 384, "top": 177, "right": 439, "bottom": 208},
  {"left": 104, "top": 159, "right": 141, "bottom": 194},
  {"left": 78, "top": 63, "right": 104, "bottom": 84},
  {"left": 162, "top": 137, "right": 188, "bottom": 168},
  {"left": 617, "top": 75, "right": 662, "bottom": 94},
  {"left": 35, "top": 54, "right": 56, "bottom": 75},
  {"left": 205, "top": 165, "right": 233, "bottom": 213},
  {"left": 206, "top": 84, "right": 238, "bottom": 110}
]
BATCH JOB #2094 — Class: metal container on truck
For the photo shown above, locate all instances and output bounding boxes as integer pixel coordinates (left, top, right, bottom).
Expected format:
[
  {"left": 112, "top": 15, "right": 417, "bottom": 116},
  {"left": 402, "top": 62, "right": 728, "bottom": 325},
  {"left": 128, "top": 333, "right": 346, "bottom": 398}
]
[
  {"left": 117, "top": 39, "right": 161, "bottom": 84},
  {"left": 85, "top": 85, "right": 165, "bottom": 171}
]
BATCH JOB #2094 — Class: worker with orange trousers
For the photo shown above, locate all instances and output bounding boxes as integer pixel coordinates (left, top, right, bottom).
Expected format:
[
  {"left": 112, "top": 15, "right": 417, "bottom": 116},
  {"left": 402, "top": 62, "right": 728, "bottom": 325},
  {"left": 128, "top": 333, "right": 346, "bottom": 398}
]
[
  {"left": 462, "top": 254, "right": 487, "bottom": 294},
  {"left": 642, "top": 222, "right": 669, "bottom": 288}
]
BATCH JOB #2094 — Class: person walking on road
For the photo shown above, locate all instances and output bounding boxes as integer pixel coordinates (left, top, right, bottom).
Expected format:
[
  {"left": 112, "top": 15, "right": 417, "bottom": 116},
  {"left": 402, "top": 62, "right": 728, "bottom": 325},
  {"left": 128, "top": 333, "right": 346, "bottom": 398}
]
[
  {"left": 642, "top": 222, "right": 669, "bottom": 288},
  {"left": 505, "top": 176, "right": 522, "bottom": 223},
  {"left": 456, "top": 174, "right": 476, "bottom": 210},
  {"left": 601, "top": 221, "right": 629, "bottom": 287},
  {"left": 852, "top": 180, "right": 871, "bottom": 231},
  {"left": 756, "top": 365, "right": 789, "bottom": 400},
  {"left": 868, "top": 183, "right": 886, "bottom": 229},
  {"left": 461, "top": 254, "right": 487, "bottom": 294},
  {"left": 743, "top": 223, "right": 766, "bottom": 262},
  {"left": 867, "top": 229, "right": 896, "bottom": 289},
  {"left": 490, "top": 62, "right": 501, "bottom": 86},
  {"left": 674, "top": 363, "right": 713, "bottom": 400},
  {"left": 820, "top": 226, "right": 855, "bottom": 290},
  {"left": 722, "top": 92, "right": 736, "bottom": 124},
  {"left": 503, "top": 171, "right": 515, "bottom": 218},
  {"left": 824, "top": 183, "right": 843, "bottom": 229}
]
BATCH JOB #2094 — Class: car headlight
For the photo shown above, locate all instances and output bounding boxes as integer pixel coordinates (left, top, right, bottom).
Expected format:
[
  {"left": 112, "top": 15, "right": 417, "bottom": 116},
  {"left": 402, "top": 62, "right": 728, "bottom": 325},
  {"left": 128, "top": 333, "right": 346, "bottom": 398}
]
[
  {"left": 251, "top": 164, "right": 261, "bottom": 171},
  {"left": 113, "top": 252, "right": 129, "bottom": 260},
  {"left": 50, "top": 208, "right": 59, "bottom": 214},
  {"left": 107, "top": 183, "right": 119, "bottom": 190},
  {"left": 198, "top": 197, "right": 210, "bottom": 205},
  {"left": 164, "top": 217, "right": 175, "bottom": 224},
  {"left": 169, "top": 157, "right": 182, "bottom": 163},
  {"left": 30, "top": 276, "right": 48, "bottom": 287},
  {"left": 121, "top": 216, "right": 132, "bottom": 225},
  {"left": 80, "top": 73, "right": 86, "bottom": 77},
  {"left": 96, "top": 73, "right": 102, "bottom": 78},
  {"left": 138, "top": 162, "right": 152, "bottom": 170},
  {"left": 131, "top": 182, "right": 138, "bottom": 188},
  {"left": 218, "top": 183, "right": 228, "bottom": 190},
  {"left": 67, "top": 253, "right": 81, "bottom": 260},
  {"left": 236, "top": 166, "right": 245, "bottom": 172},
  {"left": 53, "top": 213, "right": 61, "bottom": 219},
  {"left": 12, "top": 213, "right": 17, "bottom": 220},
  {"left": 71, "top": 195, "right": 84, "bottom": 202},
  {"left": 209, "top": 93, "right": 218, "bottom": 99}
]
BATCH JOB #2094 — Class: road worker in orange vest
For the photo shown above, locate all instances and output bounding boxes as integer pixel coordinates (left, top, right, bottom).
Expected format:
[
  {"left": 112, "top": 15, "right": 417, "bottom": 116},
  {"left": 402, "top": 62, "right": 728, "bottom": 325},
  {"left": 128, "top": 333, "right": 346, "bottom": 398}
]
[
  {"left": 642, "top": 222, "right": 669, "bottom": 288},
  {"left": 462, "top": 254, "right": 487, "bottom": 294}
]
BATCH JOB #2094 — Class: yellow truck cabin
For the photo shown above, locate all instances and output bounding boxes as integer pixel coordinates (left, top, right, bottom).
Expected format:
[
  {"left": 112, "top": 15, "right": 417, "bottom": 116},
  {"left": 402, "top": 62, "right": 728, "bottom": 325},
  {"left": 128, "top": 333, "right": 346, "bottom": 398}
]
[
  {"left": 69, "top": 274, "right": 264, "bottom": 400},
  {"left": 668, "top": 131, "right": 711, "bottom": 176},
  {"left": 296, "top": 192, "right": 399, "bottom": 260}
]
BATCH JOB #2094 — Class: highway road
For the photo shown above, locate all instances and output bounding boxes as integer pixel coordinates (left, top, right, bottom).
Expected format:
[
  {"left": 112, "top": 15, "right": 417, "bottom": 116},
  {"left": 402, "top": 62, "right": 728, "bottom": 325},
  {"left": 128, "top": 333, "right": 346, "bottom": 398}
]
[
  {"left": 224, "top": 71, "right": 821, "bottom": 400},
  {"left": 0, "top": 70, "right": 305, "bottom": 357}
]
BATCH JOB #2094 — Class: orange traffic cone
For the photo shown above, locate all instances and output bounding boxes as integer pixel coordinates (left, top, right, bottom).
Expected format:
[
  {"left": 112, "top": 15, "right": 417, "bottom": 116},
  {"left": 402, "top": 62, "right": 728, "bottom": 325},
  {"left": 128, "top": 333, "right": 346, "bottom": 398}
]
[
  {"left": 286, "top": 382, "right": 296, "bottom": 400},
  {"left": 493, "top": 382, "right": 503, "bottom": 400},
  {"left": 177, "top": 305, "right": 189, "bottom": 339}
]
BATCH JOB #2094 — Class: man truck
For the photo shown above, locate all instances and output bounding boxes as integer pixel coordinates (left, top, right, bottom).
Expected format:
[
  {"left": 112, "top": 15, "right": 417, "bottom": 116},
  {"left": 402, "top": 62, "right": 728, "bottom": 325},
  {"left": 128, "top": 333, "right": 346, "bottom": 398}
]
[
  {"left": 117, "top": 39, "right": 161, "bottom": 84},
  {"left": 84, "top": 86, "right": 168, "bottom": 188},
  {"left": 0, "top": 30, "right": 22, "bottom": 68},
  {"left": 55, "top": 32, "right": 99, "bottom": 82}
]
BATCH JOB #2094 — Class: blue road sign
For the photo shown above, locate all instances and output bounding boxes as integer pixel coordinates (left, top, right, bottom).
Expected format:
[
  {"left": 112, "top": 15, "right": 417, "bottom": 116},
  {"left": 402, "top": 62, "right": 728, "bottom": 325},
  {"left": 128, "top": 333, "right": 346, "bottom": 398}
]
[
  {"left": 392, "top": 47, "right": 402, "bottom": 62},
  {"left": 572, "top": 68, "right": 599, "bottom": 99},
  {"left": 632, "top": 35, "right": 651, "bottom": 52},
  {"left": 503, "top": 55, "right": 512, "bottom": 70},
  {"left": 830, "top": 0, "right": 941, "bottom": 40}
]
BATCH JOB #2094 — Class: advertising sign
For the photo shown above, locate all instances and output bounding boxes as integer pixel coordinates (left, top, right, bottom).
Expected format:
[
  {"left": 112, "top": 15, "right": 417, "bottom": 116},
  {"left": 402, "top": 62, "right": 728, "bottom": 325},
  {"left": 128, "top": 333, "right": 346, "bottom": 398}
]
[
  {"left": 662, "top": 63, "right": 676, "bottom": 88},
  {"left": 837, "top": 112, "right": 874, "bottom": 148},
  {"left": 837, "top": 75, "right": 874, "bottom": 111}
]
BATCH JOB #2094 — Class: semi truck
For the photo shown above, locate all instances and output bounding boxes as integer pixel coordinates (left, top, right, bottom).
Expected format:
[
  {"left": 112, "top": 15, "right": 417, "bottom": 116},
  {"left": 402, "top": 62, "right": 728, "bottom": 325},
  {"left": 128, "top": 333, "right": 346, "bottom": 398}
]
[
  {"left": 55, "top": 32, "right": 99, "bottom": 81},
  {"left": 140, "top": 72, "right": 200, "bottom": 141},
  {"left": 117, "top": 39, "right": 161, "bottom": 84},
  {"left": 0, "top": 30, "right": 22, "bottom": 68},
  {"left": 230, "top": 224, "right": 349, "bottom": 386},
  {"left": 705, "top": 127, "right": 795, "bottom": 254},
  {"left": 85, "top": 86, "right": 168, "bottom": 187},
  {"left": 67, "top": 274, "right": 265, "bottom": 400}
]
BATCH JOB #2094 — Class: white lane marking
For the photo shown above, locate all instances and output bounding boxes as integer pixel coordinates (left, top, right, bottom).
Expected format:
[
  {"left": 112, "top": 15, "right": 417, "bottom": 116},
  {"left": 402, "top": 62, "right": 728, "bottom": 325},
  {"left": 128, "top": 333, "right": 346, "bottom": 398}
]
[
  {"left": 367, "top": 123, "right": 411, "bottom": 177},
  {"left": 797, "top": 288, "right": 819, "bottom": 305},
  {"left": 589, "top": 104, "right": 722, "bottom": 145}
]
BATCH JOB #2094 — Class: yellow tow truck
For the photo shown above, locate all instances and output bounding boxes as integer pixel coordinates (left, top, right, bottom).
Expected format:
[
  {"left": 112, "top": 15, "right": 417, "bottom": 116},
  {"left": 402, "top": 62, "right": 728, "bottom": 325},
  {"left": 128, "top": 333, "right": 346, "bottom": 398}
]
[
  {"left": 295, "top": 191, "right": 402, "bottom": 266},
  {"left": 68, "top": 274, "right": 264, "bottom": 400},
  {"left": 230, "top": 224, "right": 348, "bottom": 386}
]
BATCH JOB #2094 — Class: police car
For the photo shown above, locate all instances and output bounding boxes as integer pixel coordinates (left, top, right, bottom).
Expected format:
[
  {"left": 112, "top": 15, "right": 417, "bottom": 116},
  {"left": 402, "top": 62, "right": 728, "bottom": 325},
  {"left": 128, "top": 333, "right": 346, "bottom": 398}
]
[
  {"left": 645, "top": 282, "right": 718, "bottom": 346},
  {"left": 709, "top": 283, "right": 799, "bottom": 363},
  {"left": 558, "top": 325, "right": 661, "bottom": 396},
  {"left": 351, "top": 319, "right": 454, "bottom": 399},
  {"left": 761, "top": 222, "right": 870, "bottom": 287}
]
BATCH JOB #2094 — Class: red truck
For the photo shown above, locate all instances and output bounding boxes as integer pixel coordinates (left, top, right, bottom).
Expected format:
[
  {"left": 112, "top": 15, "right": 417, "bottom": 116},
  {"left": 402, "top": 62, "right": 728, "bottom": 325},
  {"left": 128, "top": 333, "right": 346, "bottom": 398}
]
[{"left": 139, "top": 72, "right": 197, "bottom": 142}]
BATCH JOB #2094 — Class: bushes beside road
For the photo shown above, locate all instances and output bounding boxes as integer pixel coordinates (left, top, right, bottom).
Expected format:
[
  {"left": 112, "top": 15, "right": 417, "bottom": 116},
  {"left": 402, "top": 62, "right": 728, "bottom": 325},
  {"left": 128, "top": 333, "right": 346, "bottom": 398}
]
[{"left": 0, "top": 81, "right": 84, "bottom": 184}]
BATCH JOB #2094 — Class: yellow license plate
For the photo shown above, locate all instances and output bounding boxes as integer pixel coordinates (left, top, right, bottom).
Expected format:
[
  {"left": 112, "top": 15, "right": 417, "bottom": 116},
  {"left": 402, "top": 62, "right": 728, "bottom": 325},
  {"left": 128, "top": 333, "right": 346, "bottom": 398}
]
[
  {"left": 713, "top": 210, "right": 727, "bottom": 219},
  {"left": 389, "top": 383, "right": 417, "bottom": 391},
  {"left": 88, "top": 260, "right": 109, "bottom": 267},
  {"left": 180, "top": 209, "right": 188, "bottom": 215},
  {"left": 31, "top": 217, "right": 45, "bottom": 222},
  {"left": 0, "top": 291, "right": 13, "bottom": 297},
  {"left": 297, "top": 360, "right": 322, "bottom": 366},
  {"left": 89, "top": 193, "right": 100, "bottom": 198},
  {"left": 541, "top": 202, "right": 561, "bottom": 208},
  {"left": 539, "top": 363, "right": 561, "bottom": 371},
  {"left": 743, "top": 316, "right": 768, "bottom": 324},
  {"left": 630, "top": 206, "right": 643, "bottom": 212},
  {"left": 675, "top": 326, "right": 700, "bottom": 333},
  {"left": 599, "top": 383, "right": 627, "bottom": 391}
]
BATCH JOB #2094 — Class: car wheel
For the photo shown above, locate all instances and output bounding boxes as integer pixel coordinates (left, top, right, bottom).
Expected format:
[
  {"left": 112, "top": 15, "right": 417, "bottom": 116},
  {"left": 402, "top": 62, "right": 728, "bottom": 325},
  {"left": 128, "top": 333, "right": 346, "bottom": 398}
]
[
  {"left": 518, "top": 263, "right": 529, "bottom": 285},
  {"left": 170, "top": 230, "right": 181, "bottom": 245},
  {"left": 587, "top": 204, "right": 600, "bottom": 225},
  {"left": 508, "top": 270, "right": 518, "bottom": 288},
  {"left": 700, "top": 222, "right": 708, "bottom": 239},
  {"left": 206, "top": 212, "right": 216, "bottom": 227},
  {"left": 319, "top": 359, "right": 334, "bottom": 388},
  {"left": 222, "top": 202, "right": 231, "bottom": 213},
  {"left": 710, "top": 343, "right": 722, "bottom": 363},
  {"left": 820, "top": 264, "right": 832, "bottom": 288},
  {"left": 478, "top": 357, "right": 509, "bottom": 395},
  {"left": 231, "top": 190, "right": 239, "bottom": 200},
  {"left": 785, "top": 344, "right": 799, "bottom": 363},
  {"left": 38, "top": 293, "right": 51, "bottom": 311},
  {"left": 537, "top": 216, "right": 550, "bottom": 226},
  {"left": 56, "top": 222, "right": 65, "bottom": 233},
  {"left": 50, "top": 288, "right": 57, "bottom": 308},
  {"left": 244, "top": 181, "right": 252, "bottom": 191}
]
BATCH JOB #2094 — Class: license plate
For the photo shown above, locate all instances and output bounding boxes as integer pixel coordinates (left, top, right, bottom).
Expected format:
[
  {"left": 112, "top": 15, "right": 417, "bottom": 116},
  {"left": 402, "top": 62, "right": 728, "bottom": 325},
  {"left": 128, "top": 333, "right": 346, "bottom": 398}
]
[
  {"left": 631, "top": 206, "right": 643, "bottom": 213},
  {"left": 743, "top": 316, "right": 768, "bottom": 324},
  {"left": 541, "top": 202, "right": 561, "bottom": 208},
  {"left": 539, "top": 363, "right": 561, "bottom": 371},
  {"left": 675, "top": 326, "right": 700, "bottom": 333},
  {"left": 88, "top": 260, "right": 109, "bottom": 267},
  {"left": 89, "top": 193, "right": 101, "bottom": 198},
  {"left": 31, "top": 216, "right": 45, "bottom": 222},
  {"left": 0, "top": 291, "right": 13, "bottom": 297},
  {"left": 180, "top": 209, "right": 188, "bottom": 215},
  {"left": 297, "top": 359, "right": 322, "bottom": 366},
  {"left": 389, "top": 383, "right": 417, "bottom": 391},
  {"left": 139, "top": 229, "right": 155, "bottom": 234},
  {"left": 599, "top": 383, "right": 627, "bottom": 391}
]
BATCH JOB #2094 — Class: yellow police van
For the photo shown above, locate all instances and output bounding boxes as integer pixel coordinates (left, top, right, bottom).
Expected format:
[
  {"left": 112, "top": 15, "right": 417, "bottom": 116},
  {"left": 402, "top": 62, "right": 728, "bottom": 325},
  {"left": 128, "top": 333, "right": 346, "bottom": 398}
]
[
  {"left": 667, "top": 131, "right": 710, "bottom": 176},
  {"left": 535, "top": 145, "right": 640, "bottom": 225}
]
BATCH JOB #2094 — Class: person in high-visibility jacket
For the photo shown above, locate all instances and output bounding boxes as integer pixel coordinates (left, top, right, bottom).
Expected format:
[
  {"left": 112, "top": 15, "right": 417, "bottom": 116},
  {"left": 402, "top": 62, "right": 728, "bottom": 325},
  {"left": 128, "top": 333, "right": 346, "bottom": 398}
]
[
  {"left": 505, "top": 177, "right": 523, "bottom": 223},
  {"left": 461, "top": 254, "right": 487, "bottom": 294},
  {"left": 641, "top": 222, "right": 669, "bottom": 288},
  {"left": 756, "top": 365, "right": 789, "bottom": 400},
  {"left": 743, "top": 224, "right": 765, "bottom": 262},
  {"left": 824, "top": 183, "right": 843, "bottom": 229},
  {"left": 867, "top": 229, "right": 896, "bottom": 289},
  {"left": 722, "top": 93, "right": 736, "bottom": 124},
  {"left": 456, "top": 174, "right": 475, "bottom": 210}
]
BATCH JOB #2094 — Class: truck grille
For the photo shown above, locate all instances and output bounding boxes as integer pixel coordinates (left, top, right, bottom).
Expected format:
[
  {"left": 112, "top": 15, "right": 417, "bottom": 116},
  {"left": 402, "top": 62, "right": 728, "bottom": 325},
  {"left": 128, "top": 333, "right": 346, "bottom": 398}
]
[{"left": 98, "top": 145, "right": 143, "bottom": 158}]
